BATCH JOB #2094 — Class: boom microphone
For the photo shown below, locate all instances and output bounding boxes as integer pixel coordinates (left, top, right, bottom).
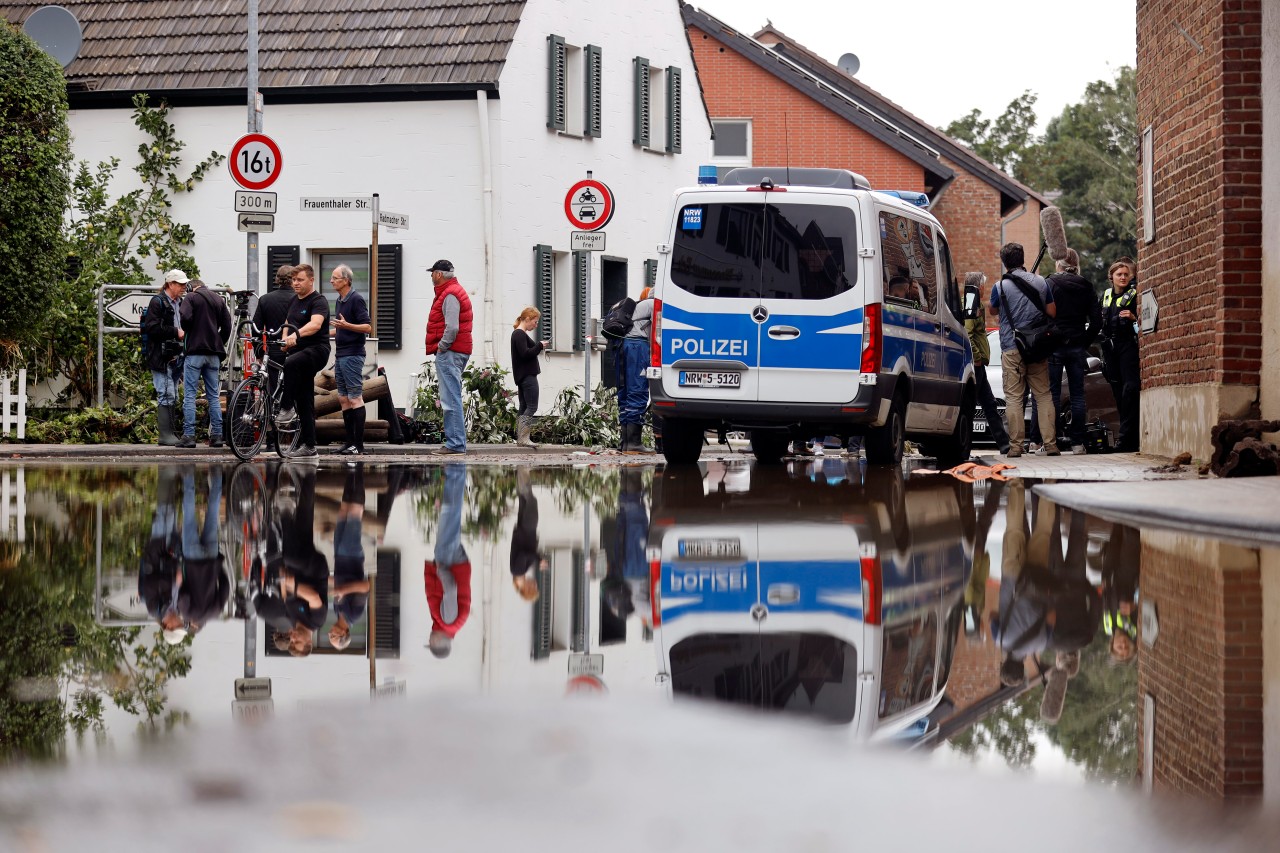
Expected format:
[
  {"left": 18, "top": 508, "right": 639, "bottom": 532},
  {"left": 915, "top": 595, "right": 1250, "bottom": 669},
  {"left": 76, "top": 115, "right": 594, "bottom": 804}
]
[{"left": 1040, "top": 205, "right": 1069, "bottom": 263}]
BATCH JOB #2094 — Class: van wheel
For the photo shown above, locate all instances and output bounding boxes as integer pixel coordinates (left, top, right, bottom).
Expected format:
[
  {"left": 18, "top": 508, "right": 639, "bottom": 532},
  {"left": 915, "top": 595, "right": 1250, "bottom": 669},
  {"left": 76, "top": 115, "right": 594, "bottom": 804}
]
[
  {"left": 750, "top": 432, "right": 789, "bottom": 465},
  {"left": 923, "top": 386, "right": 975, "bottom": 468},
  {"left": 866, "top": 392, "right": 906, "bottom": 466},
  {"left": 661, "top": 418, "right": 705, "bottom": 465}
]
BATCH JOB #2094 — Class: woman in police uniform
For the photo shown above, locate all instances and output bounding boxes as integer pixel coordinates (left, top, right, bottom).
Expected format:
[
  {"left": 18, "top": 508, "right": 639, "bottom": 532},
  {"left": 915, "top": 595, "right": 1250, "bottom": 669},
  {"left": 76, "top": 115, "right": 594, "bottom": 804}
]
[{"left": 1101, "top": 259, "right": 1140, "bottom": 452}]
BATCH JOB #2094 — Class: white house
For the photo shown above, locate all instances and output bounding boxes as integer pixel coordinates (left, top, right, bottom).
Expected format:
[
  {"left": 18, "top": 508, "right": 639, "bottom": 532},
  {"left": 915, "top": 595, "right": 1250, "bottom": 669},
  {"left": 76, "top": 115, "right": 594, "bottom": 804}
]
[{"left": 4, "top": 0, "right": 712, "bottom": 410}]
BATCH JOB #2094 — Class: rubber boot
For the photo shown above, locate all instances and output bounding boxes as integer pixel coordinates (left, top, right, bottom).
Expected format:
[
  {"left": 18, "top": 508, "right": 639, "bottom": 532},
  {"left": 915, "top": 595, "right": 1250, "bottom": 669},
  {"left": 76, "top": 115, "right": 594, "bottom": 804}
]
[
  {"left": 157, "top": 404, "right": 181, "bottom": 447},
  {"left": 622, "top": 422, "right": 646, "bottom": 454},
  {"left": 517, "top": 415, "right": 537, "bottom": 448}
]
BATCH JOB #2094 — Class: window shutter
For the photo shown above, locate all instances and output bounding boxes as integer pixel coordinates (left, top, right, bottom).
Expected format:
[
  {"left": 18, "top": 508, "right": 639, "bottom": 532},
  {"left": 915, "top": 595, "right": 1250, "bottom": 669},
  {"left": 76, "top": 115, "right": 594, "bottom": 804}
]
[
  {"left": 375, "top": 243, "right": 402, "bottom": 350},
  {"left": 547, "top": 35, "right": 567, "bottom": 131},
  {"left": 644, "top": 259, "right": 658, "bottom": 289},
  {"left": 584, "top": 44, "right": 603, "bottom": 138},
  {"left": 666, "top": 66, "right": 682, "bottom": 153},
  {"left": 534, "top": 244, "right": 553, "bottom": 345},
  {"left": 573, "top": 251, "right": 589, "bottom": 351},
  {"left": 266, "top": 245, "right": 300, "bottom": 289},
  {"left": 633, "top": 56, "right": 650, "bottom": 147}
]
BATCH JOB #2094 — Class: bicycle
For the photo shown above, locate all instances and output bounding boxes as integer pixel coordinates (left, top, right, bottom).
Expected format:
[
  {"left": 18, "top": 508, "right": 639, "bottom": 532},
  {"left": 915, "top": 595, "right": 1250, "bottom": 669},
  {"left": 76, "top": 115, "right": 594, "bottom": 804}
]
[{"left": 226, "top": 323, "right": 302, "bottom": 460}]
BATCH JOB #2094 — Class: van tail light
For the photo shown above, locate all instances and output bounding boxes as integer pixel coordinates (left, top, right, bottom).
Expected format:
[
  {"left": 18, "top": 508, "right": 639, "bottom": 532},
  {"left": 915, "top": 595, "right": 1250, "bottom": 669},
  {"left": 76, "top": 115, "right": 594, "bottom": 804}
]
[
  {"left": 861, "top": 555, "right": 882, "bottom": 625},
  {"left": 860, "top": 303, "right": 882, "bottom": 374},
  {"left": 650, "top": 299, "right": 663, "bottom": 368},
  {"left": 650, "top": 560, "right": 663, "bottom": 626}
]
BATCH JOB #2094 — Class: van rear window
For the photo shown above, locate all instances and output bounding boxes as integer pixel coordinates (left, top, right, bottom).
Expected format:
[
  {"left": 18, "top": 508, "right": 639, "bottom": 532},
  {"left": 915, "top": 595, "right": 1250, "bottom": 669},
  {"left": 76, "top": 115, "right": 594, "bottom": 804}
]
[{"left": 672, "top": 203, "right": 858, "bottom": 300}]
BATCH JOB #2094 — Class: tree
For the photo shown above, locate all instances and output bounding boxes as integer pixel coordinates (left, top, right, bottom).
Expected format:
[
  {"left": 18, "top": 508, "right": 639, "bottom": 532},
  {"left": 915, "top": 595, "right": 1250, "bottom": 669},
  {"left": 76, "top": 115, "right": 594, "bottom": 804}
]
[
  {"left": 944, "top": 90, "right": 1041, "bottom": 180},
  {"left": 0, "top": 25, "right": 72, "bottom": 368}
]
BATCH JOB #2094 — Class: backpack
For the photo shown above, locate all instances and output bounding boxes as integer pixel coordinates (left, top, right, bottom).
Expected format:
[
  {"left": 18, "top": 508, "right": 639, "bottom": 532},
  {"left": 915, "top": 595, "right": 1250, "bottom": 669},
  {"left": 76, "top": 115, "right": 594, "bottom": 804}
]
[
  {"left": 600, "top": 297, "right": 637, "bottom": 340},
  {"left": 138, "top": 297, "right": 156, "bottom": 365}
]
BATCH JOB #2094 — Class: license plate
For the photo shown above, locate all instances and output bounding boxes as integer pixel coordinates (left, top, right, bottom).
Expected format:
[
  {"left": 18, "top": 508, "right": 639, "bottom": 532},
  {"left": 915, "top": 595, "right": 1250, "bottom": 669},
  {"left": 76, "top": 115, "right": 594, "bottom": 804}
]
[
  {"left": 973, "top": 419, "right": 987, "bottom": 433},
  {"left": 678, "top": 538, "right": 742, "bottom": 559},
  {"left": 679, "top": 371, "right": 740, "bottom": 388}
]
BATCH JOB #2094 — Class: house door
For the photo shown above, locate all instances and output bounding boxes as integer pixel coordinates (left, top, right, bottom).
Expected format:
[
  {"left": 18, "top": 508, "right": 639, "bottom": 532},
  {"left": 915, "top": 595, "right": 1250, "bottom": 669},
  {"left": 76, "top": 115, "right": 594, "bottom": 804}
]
[{"left": 599, "top": 257, "right": 629, "bottom": 388}]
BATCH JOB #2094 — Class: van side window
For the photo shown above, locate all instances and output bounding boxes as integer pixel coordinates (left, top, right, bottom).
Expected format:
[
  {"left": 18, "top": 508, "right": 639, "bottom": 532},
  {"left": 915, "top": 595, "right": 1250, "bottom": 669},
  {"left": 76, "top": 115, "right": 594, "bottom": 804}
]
[
  {"left": 937, "top": 233, "right": 961, "bottom": 316},
  {"left": 879, "top": 211, "right": 937, "bottom": 313}
]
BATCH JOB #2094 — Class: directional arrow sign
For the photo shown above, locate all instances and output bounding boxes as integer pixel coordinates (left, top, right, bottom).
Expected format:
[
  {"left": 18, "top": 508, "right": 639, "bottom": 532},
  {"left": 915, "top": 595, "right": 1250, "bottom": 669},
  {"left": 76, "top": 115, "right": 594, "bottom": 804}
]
[
  {"left": 105, "top": 292, "right": 153, "bottom": 327},
  {"left": 237, "top": 213, "right": 275, "bottom": 233}
]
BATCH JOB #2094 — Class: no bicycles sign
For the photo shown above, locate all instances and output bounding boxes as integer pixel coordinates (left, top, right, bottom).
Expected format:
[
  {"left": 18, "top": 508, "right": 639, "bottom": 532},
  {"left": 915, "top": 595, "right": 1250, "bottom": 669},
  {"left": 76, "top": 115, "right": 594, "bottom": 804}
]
[
  {"left": 564, "top": 179, "right": 614, "bottom": 231},
  {"left": 229, "top": 133, "right": 283, "bottom": 191}
]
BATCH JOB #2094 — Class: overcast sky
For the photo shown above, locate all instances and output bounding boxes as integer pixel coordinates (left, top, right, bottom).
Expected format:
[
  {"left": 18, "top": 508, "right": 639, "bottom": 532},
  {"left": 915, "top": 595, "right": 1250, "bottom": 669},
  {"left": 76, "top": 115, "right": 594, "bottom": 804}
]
[{"left": 689, "top": 0, "right": 1136, "bottom": 133}]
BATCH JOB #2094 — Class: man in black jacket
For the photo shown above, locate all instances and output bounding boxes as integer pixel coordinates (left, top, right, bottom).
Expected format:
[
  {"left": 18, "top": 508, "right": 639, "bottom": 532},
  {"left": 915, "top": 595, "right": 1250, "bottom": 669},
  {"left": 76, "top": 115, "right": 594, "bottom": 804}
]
[
  {"left": 1046, "top": 249, "right": 1102, "bottom": 454},
  {"left": 178, "top": 278, "right": 233, "bottom": 448},
  {"left": 143, "top": 270, "right": 189, "bottom": 446}
]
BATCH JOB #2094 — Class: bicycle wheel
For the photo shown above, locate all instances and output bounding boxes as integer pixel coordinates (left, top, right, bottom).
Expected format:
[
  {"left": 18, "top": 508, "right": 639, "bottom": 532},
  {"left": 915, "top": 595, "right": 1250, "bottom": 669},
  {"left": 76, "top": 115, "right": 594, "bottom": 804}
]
[
  {"left": 273, "top": 395, "right": 302, "bottom": 458},
  {"left": 228, "top": 462, "right": 268, "bottom": 587},
  {"left": 228, "top": 375, "right": 268, "bottom": 460}
]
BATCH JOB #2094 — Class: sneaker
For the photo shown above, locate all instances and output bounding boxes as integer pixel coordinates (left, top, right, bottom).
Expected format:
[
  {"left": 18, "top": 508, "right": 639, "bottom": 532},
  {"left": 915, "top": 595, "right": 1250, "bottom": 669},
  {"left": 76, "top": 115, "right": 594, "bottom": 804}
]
[
  {"left": 1005, "top": 445, "right": 1022, "bottom": 458},
  {"left": 338, "top": 445, "right": 362, "bottom": 456},
  {"left": 1038, "top": 445, "right": 1061, "bottom": 457},
  {"left": 275, "top": 407, "right": 298, "bottom": 428},
  {"left": 208, "top": 436, "right": 224, "bottom": 449},
  {"left": 286, "top": 445, "right": 318, "bottom": 460},
  {"left": 1072, "top": 445, "right": 1088, "bottom": 456},
  {"left": 176, "top": 435, "right": 196, "bottom": 449},
  {"left": 1028, "top": 442, "right": 1043, "bottom": 454},
  {"left": 432, "top": 446, "right": 466, "bottom": 456}
]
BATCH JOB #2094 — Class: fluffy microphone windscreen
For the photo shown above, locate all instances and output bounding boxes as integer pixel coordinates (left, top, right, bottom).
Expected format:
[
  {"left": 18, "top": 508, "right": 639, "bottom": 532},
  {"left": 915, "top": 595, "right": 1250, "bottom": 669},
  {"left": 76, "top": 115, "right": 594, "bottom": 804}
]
[{"left": 1040, "top": 206, "right": 1069, "bottom": 262}]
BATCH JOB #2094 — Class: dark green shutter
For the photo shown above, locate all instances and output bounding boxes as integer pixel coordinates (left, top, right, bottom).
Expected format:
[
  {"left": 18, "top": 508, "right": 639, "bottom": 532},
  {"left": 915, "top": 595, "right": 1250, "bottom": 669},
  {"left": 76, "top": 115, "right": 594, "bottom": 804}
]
[
  {"left": 633, "top": 56, "right": 650, "bottom": 147},
  {"left": 375, "top": 243, "right": 402, "bottom": 350},
  {"left": 534, "top": 244, "right": 553, "bottom": 345},
  {"left": 547, "top": 35, "right": 567, "bottom": 131},
  {"left": 644, "top": 259, "right": 658, "bottom": 289},
  {"left": 531, "top": 564, "right": 553, "bottom": 660},
  {"left": 585, "top": 44, "right": 603, "bottom": 138},
  {"left": 573, "top": 251, "right": 588, "bottom": 351},
  {"left": 266, "top": 245, "right": 299, "bottom": 290},
  {"left": 666, "top": 66, "right": 682, "bottom": 153}
]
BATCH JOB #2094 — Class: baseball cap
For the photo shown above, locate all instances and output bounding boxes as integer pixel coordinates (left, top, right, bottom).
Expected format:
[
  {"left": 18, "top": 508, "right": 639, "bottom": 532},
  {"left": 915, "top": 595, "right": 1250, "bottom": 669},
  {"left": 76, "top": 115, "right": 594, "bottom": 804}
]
[
  {"left": 163, "top": 269, "right": 190, "bottom": 285},
  {"left": 428, "top": 259, "right": 454, "bottom": 273},
  {"left": 162, "top": 627, "right": 188, "bottom": 645}
]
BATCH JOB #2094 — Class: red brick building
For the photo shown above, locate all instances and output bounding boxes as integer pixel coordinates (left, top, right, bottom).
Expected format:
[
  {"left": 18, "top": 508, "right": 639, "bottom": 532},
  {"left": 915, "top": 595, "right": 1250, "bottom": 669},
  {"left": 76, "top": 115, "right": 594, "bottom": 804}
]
[
  {"left": 1136, "top": 0, "right": 1278, "bottom": 458},
  {"left": 683, "top": 6, "right": 1045, "bottom": 289}
]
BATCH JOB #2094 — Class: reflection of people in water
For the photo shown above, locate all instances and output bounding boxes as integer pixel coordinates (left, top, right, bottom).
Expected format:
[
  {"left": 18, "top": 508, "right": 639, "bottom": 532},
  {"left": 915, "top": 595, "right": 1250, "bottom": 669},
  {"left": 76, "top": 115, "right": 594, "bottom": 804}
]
[
  {"left": 1101, "top": 522, "right": 1140, "bottom": 664},
  {"left": 963, "top": 479, "right": 1004, "bottom": 640},
  {"left": 253, "top": 466, "right": 328, "bottom": 657},
  {"left": 139, "top": 467, "right": 184, "bottom": 642},
  {"left": 330, "top": 466, "right": 371, "bottom": 650},
  {"left": 990, "top": 484, "right": 1100, "bottom": 678},
  {"left": 424, "top": 464, "right": 471, "bottom": 658},
  {"left": 604, "top": 468, "right": 649, "bottom": 620},
  {"left": 509, "top": 468, "right": 544, "bottom": 602},
  {"left": 166, "top": 466, "right": 230, "bottom": 643}
]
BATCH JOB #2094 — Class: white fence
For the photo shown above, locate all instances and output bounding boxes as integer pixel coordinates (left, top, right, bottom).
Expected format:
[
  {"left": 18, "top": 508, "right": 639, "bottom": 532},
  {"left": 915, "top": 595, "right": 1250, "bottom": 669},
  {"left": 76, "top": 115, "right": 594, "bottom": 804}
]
[
  {"left": 1, "top": 469, "right": 24, "bottom": 542},
  {"left": 1, "top": 369, "right": 26, "bottom": 440}
]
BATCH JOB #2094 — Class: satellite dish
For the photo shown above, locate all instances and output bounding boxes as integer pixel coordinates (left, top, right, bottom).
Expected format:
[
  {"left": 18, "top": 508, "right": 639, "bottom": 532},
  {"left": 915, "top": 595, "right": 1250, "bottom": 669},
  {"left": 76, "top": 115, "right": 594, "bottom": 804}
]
[
  {"left": 23, "top": 5, "right": 83, "bottom": 69},
  {"left": 837, "top": 52, "right": 861, "bottom": 76}
]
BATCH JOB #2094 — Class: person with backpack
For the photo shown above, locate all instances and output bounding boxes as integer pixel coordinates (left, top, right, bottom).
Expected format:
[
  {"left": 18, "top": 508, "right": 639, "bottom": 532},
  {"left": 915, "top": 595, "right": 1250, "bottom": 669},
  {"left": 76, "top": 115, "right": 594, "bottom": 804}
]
[
  {"left": 143, "top": 270, "right": 189, "bottom": 446},
  {"left": 990, "top": 243, "right": 1059, "bottom": 457},
  {"left": 177, "top": 277, "right": 233, "bottom": 449},
  {"left": 618, "top": 287, "right": 653, "bottom": 453}
]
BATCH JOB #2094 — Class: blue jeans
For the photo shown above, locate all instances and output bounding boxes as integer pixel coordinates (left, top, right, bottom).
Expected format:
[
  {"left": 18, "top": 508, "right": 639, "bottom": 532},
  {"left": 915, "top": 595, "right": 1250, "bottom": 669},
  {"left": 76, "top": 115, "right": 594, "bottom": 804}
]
[
  {"left": 183, "top": 354, "right": 222, "bottom": 438},
  {"left": 1048, "top": 346, "right": 1088, "bottom": 446},
  {"left": 182, "top": 468, "right": 222, "bottom": 561},
  {"left": 436, "top": 349, "right": 469, "bottom": 451},
  {"left": 617, "top": 338, "right": 650, "bottom": 425},
  {"left": 152, "top": 359, "right": 183, "bottom": 406}
]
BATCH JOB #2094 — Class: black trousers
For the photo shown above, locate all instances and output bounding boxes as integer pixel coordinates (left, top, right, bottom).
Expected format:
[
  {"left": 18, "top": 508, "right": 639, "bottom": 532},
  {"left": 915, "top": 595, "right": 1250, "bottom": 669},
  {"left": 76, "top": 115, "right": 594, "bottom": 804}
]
[
  {"left": 283, "top": 346, "right": 329, "bottom": 448},
  {"left": 516, "top": 375, "right": 540, "bottom": 418},
  {"left": 1105, "top": 338, "right": 1141, "bottom": 451}
]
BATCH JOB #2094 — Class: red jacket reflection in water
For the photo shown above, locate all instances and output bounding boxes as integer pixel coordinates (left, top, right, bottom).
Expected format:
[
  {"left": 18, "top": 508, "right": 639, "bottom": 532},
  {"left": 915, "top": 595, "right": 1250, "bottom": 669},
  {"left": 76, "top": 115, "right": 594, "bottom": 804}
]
[{"left": 424, "top": 560, "right": 472, "bottom": 653}]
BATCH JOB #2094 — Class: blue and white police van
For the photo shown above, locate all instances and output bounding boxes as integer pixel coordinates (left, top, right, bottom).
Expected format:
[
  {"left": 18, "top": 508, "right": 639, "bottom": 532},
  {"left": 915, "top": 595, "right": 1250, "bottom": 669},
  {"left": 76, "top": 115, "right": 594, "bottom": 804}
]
[
  {"left": 646, "top": 462, "right": 971, "bottom": 742},
  {"left": 646, "top": 167, "right": 975, "bottom": 466}
]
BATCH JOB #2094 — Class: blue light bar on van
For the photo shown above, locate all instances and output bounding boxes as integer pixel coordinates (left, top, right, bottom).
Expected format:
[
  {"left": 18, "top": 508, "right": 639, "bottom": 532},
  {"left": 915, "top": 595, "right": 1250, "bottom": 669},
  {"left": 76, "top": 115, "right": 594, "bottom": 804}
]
[
  {"left": 697, "top": 165, "right": 718, "bottom": 185},
  {"left": 874, "top": 189, "right": 930, "bottom": 208}
]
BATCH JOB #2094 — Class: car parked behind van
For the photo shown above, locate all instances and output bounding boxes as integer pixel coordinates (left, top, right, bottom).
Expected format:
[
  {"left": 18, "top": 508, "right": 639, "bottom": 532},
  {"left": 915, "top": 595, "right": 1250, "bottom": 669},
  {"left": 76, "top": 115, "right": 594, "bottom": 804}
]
[{"left": 646, "top": 168, "right": 975, "bottom": 467}]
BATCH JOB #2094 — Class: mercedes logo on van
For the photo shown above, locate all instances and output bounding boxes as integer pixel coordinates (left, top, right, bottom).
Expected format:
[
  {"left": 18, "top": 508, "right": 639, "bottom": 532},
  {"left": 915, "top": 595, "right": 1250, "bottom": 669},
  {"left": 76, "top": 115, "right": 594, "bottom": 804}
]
[
  {"left": 751, "top": 603, "right": 768, "bottom": 622},
  {"left": 751, "top": 305, "right": 769, "bottom": 323}
]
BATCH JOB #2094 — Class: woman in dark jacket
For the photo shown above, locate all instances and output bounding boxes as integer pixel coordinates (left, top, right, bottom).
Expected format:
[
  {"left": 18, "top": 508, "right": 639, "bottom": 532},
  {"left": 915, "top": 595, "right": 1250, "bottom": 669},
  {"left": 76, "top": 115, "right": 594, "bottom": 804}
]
[{"left": 510, "top": 307, "right": 549, "bottom": 447}]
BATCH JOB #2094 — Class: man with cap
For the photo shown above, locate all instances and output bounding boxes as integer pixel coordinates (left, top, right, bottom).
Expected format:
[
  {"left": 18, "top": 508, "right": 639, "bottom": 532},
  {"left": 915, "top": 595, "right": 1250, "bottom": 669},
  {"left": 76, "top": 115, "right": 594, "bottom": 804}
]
[
  {"left": 177, "top": 277, "right": 233, "bottom": 448},
  {"left": 423, "top": 260, "right": 473, "bottom": 455},
  {"left": 143, "top": 270, "right": 188, "bottom": 446}
]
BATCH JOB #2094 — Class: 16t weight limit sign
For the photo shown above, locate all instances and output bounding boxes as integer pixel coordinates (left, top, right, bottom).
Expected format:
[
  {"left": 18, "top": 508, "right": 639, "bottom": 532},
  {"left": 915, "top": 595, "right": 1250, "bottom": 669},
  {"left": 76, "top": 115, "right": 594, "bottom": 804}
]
[{"left": 229, "top": 133, "right": 283, "bottom": 191}]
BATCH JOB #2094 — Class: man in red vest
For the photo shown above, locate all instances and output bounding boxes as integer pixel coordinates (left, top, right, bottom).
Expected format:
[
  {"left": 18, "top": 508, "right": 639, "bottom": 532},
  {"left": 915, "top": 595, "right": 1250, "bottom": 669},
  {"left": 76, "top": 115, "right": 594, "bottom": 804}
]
[{"left": 423, "top": 260, "right": 473, "bottom": 454}]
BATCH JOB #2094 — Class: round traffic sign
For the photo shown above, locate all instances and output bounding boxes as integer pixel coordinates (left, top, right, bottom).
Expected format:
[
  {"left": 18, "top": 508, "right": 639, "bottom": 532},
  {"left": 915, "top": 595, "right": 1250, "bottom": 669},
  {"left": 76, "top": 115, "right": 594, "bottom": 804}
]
[
  {"left": 229, "top": 133, "right": 283, "bottom": 190},
  {"left": 564, "top": 179, "right": 614, "bottom": 231}
]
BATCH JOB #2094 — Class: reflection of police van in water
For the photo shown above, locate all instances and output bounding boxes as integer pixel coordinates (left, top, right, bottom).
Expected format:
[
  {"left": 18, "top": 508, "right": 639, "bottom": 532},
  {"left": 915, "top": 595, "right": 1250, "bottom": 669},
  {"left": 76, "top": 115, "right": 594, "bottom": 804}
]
[
  {"left": 647, "top": 462, "right": 972, "bottom": 742},
  {"left": 648, "top": 168, "right": 975, "bottom": 467}
]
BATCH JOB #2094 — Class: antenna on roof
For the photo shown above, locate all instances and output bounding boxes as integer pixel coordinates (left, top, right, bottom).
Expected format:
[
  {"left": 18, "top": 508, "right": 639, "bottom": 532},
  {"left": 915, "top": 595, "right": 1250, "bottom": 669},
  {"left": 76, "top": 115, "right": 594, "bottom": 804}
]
[
  {"left": 784, "top": 112, "right": 792, "bottom": 185},
  {"left": 23, "top": 5, "right": 83, "bottom": 68},
  {"left": 838, "top": 52, "right": 861, "bottom": 77}
]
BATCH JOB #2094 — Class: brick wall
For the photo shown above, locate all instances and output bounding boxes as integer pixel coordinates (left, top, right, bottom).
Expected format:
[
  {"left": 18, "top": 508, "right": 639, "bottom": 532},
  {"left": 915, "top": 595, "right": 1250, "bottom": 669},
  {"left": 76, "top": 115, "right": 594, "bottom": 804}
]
[
  {"left": 1137, "top": 0, "right": 1264, "bottom": 389},
  {"left": 1137, "top": 533, "right": 1263, "bottom": 797},
  {"left": 688, "top": 24, "right": 1012, "bottom": 284}
]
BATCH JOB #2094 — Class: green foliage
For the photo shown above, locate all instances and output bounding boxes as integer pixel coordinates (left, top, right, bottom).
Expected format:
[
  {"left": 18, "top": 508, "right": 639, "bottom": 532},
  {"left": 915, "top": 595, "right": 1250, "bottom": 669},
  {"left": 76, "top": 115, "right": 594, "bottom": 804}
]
[
  {"left": 22, "top": 404, "right": 150, "bottom": 444},
  {"left": 36, "top": 94, "right": 224, "bottom": 408},
  {"left": 0, "top": 25, "right": 72, "bottom": 366},
  {"left": 464, "top": 363, "right": 518, "bottom": 442},
  {"left": 531, "top": 383, "right": 621, "bottom": 448},
  {"left": 945, "top": 90, "right": 1041, "bottom": 180}
]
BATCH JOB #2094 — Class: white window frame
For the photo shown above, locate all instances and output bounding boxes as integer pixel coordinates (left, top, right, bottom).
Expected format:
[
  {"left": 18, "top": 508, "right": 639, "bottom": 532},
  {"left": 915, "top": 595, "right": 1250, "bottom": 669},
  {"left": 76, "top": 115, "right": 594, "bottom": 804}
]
[{"left": 711, "top": 118, "right": 752, "bottom": 166}]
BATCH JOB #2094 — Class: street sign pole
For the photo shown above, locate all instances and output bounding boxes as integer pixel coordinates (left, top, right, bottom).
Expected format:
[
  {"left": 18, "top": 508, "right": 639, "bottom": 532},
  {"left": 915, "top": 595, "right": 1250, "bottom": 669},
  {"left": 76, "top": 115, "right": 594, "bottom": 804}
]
[
  {"left": 246, "top": 0, "right": 260, "bottom": 302},
  {"left": 583, "top": 171, "right": 592, "bottom": 405},
  {"left": 370, "top": 193, "right": 380, "bottom": 325}
]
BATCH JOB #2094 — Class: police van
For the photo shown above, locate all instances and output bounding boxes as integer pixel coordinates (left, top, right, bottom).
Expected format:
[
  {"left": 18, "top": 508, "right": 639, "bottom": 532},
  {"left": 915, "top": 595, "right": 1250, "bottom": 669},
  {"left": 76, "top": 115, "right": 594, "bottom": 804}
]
[
  {"left": 647, "top": 167, "right": 975, "bottom": 466},
  {"left": 646, "top": 462, "right": 970, "bottom": 742}
]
